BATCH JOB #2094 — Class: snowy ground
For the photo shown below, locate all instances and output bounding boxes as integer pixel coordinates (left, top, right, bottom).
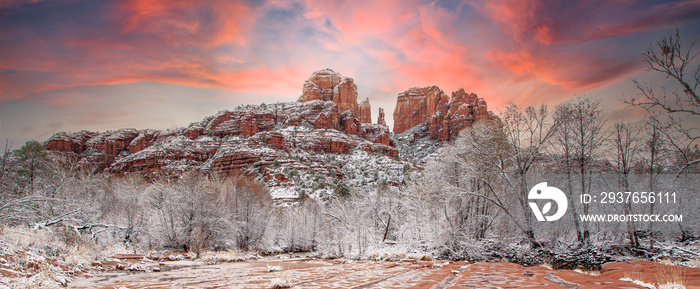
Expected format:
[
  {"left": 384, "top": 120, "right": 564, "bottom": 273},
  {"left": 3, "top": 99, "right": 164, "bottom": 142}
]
[{"left": 3, "top": 224, "right": 699, "bottom": 288}]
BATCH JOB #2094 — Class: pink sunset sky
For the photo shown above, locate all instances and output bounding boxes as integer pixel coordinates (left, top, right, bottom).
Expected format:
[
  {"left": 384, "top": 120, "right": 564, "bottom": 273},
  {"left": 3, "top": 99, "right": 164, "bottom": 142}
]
[{"left": 1, "top": 0, "right": 700, "bottom": 147}]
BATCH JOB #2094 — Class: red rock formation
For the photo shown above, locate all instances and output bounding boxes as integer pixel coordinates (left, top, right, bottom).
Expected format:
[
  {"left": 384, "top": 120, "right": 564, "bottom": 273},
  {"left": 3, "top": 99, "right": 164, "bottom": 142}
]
[
  {"left": 44, "top": 69, "right": 401, "bottom": 181},
  {"left": 110, "top": 135, "right": 220, "bottom": 176},
  {"left": 363, "top": 143, "right": 398, "bottom": 158},
  {"left": 45, "top": 130, "right": 96, "bottom": 154},
  {"left": 274, "top": 173, "right": 289, "bottom": 183},
  {"left": 299, "top": 69, "right": 359, "bottom": 116},
  {"left": 184, "top": 101, "right": 341, "bottom": 138},
  {"left": 361, "top": 123, "right": 393, "bottom": 147},
  {"left": 205, "top": 128, "right": 398, "bottom": 175},
  {"left": 94, "top": 129, "right": 141, "bottom": 155},
  {"left": 204, "top": 109, "right": 275, "bottom": 138},
  {"left": 126, "top": 130, "right": 160, "bottom": 153},
  {"left": 393, "top": 86, "right": 445, "bottom": 135},
  {"left": 300, "top": 69, "right": 341, "bottom": 102},
  {"left": 276, "top": 100, "right": 339, "bottom": 129},
  {"left": 359, "top": 98, "right": 371, "bottom": 123},
  {"left": 282, "top": 129, "right": 396, "bottom": 157},
  {"left": 46, "top": 99, "right": 398, "bottom": 178},
  {"left": 335, "top": 77, "right": 359, "bottom": 115},
  {"left": 60, "top": 128, "right": 139, "bottom": 156},
  {"left": 47, "top": 128, "right": 187, "bottom": 172},
  {"left": 377, "top": 108, "right": 386, "bottom": 126},
  {"left": 340, "top": 111, "right": 361, "bottom": 135},
  {"left": 393, "top": 86, "right": 492, "bottom": 141},
  {"left": 259, "top": 131, "right": 285, "bottom": 150},
  {"left": 182, "top": 121, "right": 205, "bottom": 140},
  {"left": 205, "top": 143, "right": 280, "bottom": 175}
]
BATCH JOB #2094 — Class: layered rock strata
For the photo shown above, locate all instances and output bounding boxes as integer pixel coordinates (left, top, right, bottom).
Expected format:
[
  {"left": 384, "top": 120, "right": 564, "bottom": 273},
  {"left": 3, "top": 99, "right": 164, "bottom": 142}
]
[
  {"left": 46, "top": 100, "right": 398, "bottom": 178},
  {"left": 359, "top": 98, "right": 371, "bottom": 123},
  {"left": 393, "top": 86, "right": 493, "bottom": 142},
  {"left": 299, "top": 68, "right": 359, "bottom": 116}
]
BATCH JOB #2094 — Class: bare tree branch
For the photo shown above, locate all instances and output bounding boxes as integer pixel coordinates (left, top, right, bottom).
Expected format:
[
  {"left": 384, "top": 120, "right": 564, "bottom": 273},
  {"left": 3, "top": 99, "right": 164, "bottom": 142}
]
[{"left": 627, "top": 27, "right": 700, "bottom": 175}]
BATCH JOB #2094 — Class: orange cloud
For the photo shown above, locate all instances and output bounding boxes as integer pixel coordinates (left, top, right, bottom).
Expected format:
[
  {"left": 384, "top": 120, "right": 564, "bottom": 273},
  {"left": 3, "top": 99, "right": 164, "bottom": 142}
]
[
  {"left": 0, "top": 1, "right": 299, "bottom": 102},
  {"left": 477, "top": 0, "right": 700, "bottom": 45},
  {"left": 116, "top": 0, "right": 254, "bottom": 47}
]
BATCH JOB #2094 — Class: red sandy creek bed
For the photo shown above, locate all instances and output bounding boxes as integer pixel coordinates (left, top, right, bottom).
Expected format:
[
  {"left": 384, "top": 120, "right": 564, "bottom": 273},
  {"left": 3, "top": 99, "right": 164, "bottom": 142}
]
[{"left": 68, "top": 258, "right": 700, "bottom": 289}]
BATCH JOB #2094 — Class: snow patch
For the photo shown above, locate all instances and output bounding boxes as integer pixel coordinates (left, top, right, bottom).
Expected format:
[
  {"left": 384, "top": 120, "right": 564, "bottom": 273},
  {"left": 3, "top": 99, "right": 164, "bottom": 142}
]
[{"left": 620, "top": 277, "right": 657, "bottom": 289}]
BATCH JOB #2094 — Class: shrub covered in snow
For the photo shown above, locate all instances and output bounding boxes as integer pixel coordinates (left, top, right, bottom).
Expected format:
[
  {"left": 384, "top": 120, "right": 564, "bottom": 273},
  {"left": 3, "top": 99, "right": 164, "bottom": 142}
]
[{"left": 269, "top": 272, "right": 293, "bottom": 288}]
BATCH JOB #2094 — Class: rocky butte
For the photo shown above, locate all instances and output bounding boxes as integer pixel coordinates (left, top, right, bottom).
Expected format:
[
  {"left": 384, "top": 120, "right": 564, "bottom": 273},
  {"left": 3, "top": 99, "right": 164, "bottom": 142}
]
[
  {"left": 44, "top": 69, "right": 494, "bottom": 196},
  {"left": 299, "top": 68, "right": 360, "bottom": 117},
  {"left": 393, "top": 86, "right": 494, "bottom": 142},
  {"left": 44, "top": 69, "right": 402, "bottom": 197}
]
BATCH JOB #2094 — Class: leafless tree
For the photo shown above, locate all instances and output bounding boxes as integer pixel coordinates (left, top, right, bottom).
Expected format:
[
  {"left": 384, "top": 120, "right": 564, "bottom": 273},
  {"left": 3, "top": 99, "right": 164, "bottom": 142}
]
[
  {"left": 608, "top": 122, "right": 642, "bottom": 247},
  {"left": 439, "top": 120, "right": 526, "bottom": 243},
  {"left": 273, "top": 199, "right": 321, "bottom": 252},
  {"left": 630, "top": 27, "right": 700, "bottom": 174},
  {"left": 320, "top": 191, "right": 371, "bottom": 256},
  {"left": 143, "top": 173, "right": 272, "bottom": 252},
  {"left": 502, "top": 104, "right": 560, "bottom": 245},
  {"left": 101, "top": 175, "right": 148, "bottom": 245},
  {"left": 643, "top": 123, "right": 664, "bottom": 244},
  {"left": 402, "top": 170, "right": 445, "bottom": 253},
  {"left": 147, "top": 180, "right": 179, "bottom": 248},
  {"left": 364, "top": 181, "right": 402, "bottom": 244},
  {"left": 214, "top": 175, "right": 272, "bottom": 251},
  {"left": 553, "top": 98, "right": 605, "bottom": 245}
]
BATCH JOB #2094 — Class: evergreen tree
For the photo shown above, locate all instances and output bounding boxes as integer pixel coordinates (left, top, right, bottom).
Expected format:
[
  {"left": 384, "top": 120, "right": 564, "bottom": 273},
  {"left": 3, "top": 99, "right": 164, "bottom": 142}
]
[
  {"left": 15, "top": 140, "right": 49, "bottom": 191},
  {"left": 334, "top": 181, "right": 350, "bottom": 198}
]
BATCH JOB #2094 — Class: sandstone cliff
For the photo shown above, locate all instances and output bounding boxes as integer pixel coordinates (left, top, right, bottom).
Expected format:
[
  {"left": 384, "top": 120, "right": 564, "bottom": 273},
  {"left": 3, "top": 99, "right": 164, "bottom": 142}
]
[
  {"left": 46, "top": 100, "right": 398, "bottom": 178},
  {"left": 359, "top": 98, "right": 371, "bottom": 123},
  {"left": 299, "top": 69, "right": 359, "bottom": 117},
  {"left": 393, "top": 86, "right": 493, "bottom": 142},
  {"left": 43, "top": 69, "right": 420, "bottom": 195}
]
